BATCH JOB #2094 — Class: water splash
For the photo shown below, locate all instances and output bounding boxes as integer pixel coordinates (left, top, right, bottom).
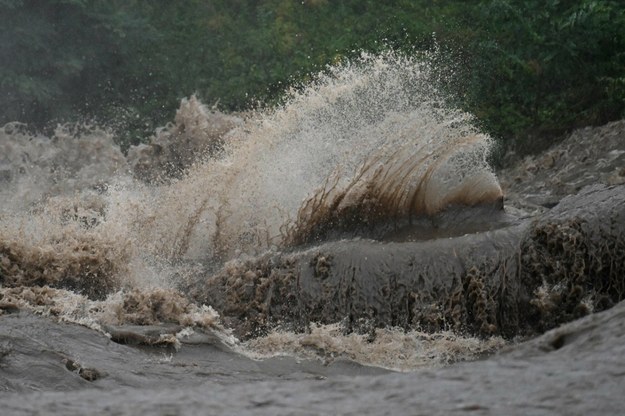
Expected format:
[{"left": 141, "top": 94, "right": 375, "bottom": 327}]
[
  {"left": 155, "top": 51, "right": 502, "bottom": 260},
  {"left": 0, "top": 50, "right": 506, "bottom": 370}
]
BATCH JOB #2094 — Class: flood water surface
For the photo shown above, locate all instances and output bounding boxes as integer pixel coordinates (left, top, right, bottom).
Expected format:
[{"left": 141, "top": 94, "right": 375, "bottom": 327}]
[{"left": 1, "top": 52, "right": 624, "bottom": 414}]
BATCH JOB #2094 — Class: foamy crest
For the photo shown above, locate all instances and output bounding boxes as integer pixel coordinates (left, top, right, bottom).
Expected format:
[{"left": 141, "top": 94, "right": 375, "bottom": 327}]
[
  {"left": 242, "top": 323, "right": 507, "bottom": 372},
  {"left": 0, "top": 286, "right": 222, "bottom": 332},
  {"left": 162, "top": 51, "right": 503, "bottom": 258}
]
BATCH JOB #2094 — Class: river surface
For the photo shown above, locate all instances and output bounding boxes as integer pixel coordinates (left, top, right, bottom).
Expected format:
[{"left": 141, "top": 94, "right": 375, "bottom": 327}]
[{"left": 1, "top": 52, "right": 624, "bottom": 414}]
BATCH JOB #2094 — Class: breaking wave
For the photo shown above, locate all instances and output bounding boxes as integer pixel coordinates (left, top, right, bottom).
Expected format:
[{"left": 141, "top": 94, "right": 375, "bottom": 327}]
[{"left": 0, "top": 51, "right": 508, "bottom": 369}]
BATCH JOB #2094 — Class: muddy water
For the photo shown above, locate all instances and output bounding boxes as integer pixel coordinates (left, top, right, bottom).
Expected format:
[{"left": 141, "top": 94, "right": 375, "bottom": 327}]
[
  {"left": 1, "top": 51, "right": 625, "bottom": 414},
  {"left": 3, "top": 300, "right": 625, "bottom": 415}
]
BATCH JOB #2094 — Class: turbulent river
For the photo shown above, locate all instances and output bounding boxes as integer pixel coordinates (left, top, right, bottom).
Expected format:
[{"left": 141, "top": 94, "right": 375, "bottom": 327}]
[{"left": 1, "top": 52, "right": 624, "bottom": 415}]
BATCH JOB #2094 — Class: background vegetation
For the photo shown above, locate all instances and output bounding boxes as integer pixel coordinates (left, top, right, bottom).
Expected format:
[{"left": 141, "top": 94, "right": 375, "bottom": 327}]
[{"left": 1, "top": 0, "right": 624, "bottom": 154}]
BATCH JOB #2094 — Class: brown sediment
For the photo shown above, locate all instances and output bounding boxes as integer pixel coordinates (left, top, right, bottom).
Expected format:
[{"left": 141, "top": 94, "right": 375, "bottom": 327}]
[
  {"left": 193, "top": 184, "right": 625, "bottom": 340},
  {"left": 0, "top": 235, "right": 128, "bottom": 300}
]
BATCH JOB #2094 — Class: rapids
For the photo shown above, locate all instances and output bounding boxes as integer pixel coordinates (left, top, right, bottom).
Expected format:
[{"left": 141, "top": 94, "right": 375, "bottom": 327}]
[
  {"left": 0, "top": 51, "right": 507, "bottom": 366},
  {"left": 1, "top": 51, "right": 624, "bottom": 414},
  {"left": 0, "top": 52, "right": 508, "bottom": 369}
]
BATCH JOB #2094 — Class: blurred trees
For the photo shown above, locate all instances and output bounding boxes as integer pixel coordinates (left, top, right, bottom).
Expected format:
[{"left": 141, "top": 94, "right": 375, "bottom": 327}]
[
  {"left": 0, "top": 1, "right": 160, "bottom": 129},
  {"left": 462, "top": 0, "right": 625, "bottom": 153},
  {"left": 1, "top": 0, "right": 624, "bottom": 153}
]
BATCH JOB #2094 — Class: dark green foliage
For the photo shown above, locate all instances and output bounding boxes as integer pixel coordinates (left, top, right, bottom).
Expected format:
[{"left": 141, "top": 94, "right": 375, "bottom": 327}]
[
  {"left": 462, "top": 0, "right": 625, "bottom": 153},
  {"left": 0, "top": 0, "right": 164, "bottom": 145},
  {"left": 1, "top": 0, "right": 624, "bottom": 153}
]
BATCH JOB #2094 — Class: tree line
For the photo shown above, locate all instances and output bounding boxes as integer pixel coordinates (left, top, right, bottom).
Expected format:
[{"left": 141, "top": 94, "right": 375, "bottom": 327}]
[{"left": 1, "top": 0, "right": 623, "bottom": 154}]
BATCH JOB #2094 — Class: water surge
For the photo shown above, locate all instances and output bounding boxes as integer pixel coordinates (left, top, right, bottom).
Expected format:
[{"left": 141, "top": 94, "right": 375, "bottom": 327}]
[{"left": 1, "top": 51, "right": 623, "bottom": 380}]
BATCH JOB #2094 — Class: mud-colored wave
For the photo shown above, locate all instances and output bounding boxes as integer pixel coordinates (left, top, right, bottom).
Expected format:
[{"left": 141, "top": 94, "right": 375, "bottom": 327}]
[
  {"left": 209, "top": 52, "right": 502, "bottom": 256},
  {"left": 283, "top": 133, "right": 503, "bottom": 246},
  {"left": 0, "top": 52, "right": 502, "bottom": 272},
  {"left": 192, "top": 184, "right": 625, "bottom": 340},
  {"left": 4, "top": 51, "right": 622, "bottom": 374}
]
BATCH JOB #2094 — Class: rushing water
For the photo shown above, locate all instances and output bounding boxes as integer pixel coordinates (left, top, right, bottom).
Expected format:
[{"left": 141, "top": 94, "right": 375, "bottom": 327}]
[
  {"left": 1, "top": 51, "right": 624, "bottom": 414},
  {"left": 0, "top": 52, "right": 505, "bottom": 365}
]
